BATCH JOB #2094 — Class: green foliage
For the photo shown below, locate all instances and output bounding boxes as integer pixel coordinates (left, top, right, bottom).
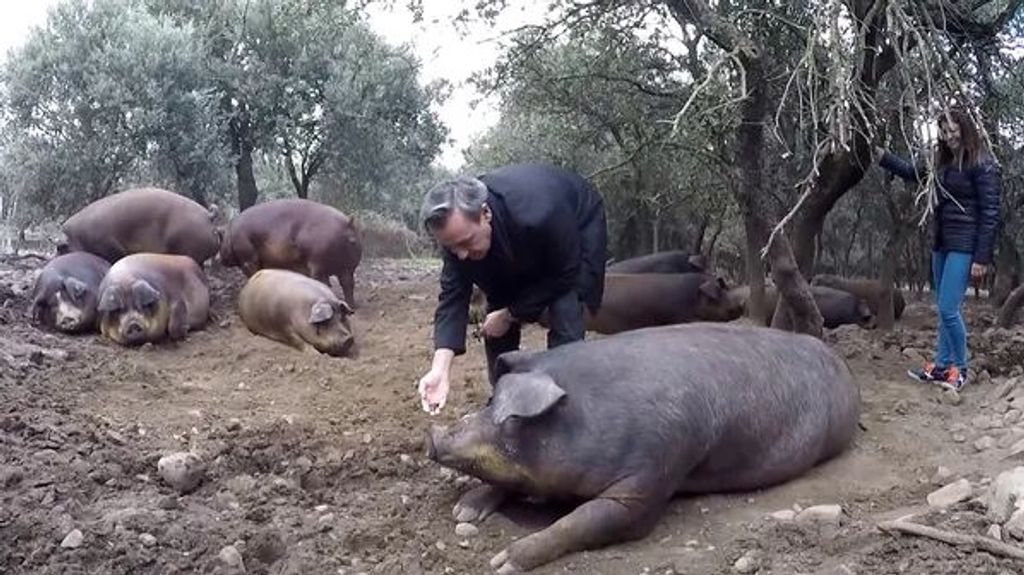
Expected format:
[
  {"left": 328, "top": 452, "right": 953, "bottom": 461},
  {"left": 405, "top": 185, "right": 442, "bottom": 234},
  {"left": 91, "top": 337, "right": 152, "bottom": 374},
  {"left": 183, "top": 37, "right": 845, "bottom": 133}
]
[
  {"left": 1, "top": 0, "right": 445, "bottom": 226},
  {"left": 1, "top": 0, "right": 231, "bottom": 218}
]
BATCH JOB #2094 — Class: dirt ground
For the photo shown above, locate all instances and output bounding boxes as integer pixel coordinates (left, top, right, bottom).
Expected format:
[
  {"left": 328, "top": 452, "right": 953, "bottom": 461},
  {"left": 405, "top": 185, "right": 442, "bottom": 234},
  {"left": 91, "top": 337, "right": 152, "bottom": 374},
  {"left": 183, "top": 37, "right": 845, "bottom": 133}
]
[{"left": 4, "top": 255, "right": 1024, "bottom": 575}]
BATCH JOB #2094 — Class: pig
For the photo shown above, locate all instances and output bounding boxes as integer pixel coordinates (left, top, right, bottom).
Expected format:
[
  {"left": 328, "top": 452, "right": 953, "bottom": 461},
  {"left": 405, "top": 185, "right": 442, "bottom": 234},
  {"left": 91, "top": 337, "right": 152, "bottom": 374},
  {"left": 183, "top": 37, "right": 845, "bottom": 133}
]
[
  {"left": 606, "top": 250, "right": 707, "bottom": 274},
  {"left": 811, "top": 274, "right": 905, "bottom": 320},
  {"left": 426, "top": 322, "right": 860, "bottom": 573},
  {"left": 218, "top": 198, "right": 363, "bottom": 306},
  {"left": 60, "top": 187, "right": 220, "bottom": 265},
  {"left": 31, "top": 252, "right": 111, "bottom": 333},
  {"left": 238, "top": 268, "right": 356, "bottom": 357},
  {"left": 96, "top": 253, "right": 209, "bottom": 346},
  {"left": 582, "top": 272, "right": 743, "bottom": 334},
  {"left": 732, "top": 283, "right": 875, "bottom": 329}
]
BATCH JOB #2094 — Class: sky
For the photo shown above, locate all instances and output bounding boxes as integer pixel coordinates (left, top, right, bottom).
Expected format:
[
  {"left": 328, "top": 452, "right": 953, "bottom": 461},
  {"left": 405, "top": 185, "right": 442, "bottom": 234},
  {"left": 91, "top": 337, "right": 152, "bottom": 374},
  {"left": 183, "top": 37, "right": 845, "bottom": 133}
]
[{"left": 0, "top": 0, "right": 544, "bottom": 171}]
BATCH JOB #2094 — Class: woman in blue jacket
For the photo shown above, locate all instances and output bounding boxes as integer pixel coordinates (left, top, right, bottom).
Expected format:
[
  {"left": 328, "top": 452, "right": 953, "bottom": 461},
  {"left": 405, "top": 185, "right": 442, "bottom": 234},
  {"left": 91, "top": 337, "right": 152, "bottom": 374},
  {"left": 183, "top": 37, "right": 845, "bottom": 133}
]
[{"left": 877, "top": 107, "right": 1002, "bottom": 392}]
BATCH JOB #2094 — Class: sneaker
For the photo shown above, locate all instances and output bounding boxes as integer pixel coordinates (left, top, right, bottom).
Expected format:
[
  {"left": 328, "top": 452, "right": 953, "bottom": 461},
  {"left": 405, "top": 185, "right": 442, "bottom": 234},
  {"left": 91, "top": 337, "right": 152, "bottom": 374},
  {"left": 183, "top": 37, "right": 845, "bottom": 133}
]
[
  {"left": 907, "top": 362, "right": 945, "bottom": 383},
  {"left": 938, "top": 366, "right": 966, "bottom": 392}
]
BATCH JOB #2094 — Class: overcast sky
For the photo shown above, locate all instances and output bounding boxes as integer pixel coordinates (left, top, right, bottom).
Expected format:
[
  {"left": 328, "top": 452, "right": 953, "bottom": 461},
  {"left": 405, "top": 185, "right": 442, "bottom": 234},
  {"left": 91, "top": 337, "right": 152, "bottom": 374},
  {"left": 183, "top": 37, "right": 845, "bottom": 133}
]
[{"left": 0, "top": 0, "right": 546, "bottom": 171}]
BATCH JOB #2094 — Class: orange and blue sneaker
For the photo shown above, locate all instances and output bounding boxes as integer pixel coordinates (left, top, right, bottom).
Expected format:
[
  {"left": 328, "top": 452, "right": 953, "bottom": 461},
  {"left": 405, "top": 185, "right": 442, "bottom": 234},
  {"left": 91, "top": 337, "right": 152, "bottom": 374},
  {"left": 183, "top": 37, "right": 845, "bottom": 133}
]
[
  {"left": 938, "top": 366, "right": 966, "bottom": 392},
  {"left": 907, "top": 362, "right": 945, "bottom": 383}
]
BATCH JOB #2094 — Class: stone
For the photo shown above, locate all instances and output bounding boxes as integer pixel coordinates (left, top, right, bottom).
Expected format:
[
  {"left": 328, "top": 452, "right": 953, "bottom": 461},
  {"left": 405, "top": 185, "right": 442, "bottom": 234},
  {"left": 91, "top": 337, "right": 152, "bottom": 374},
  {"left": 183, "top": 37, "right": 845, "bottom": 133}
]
[
  {"left": 219, "top": 545, "right": 245, "bottom": 571},
  {"left": 1006, "top": 509, "right": 1024, "bottom": 540},
  {"left": 1006, "top": 410, "right": 1023, "bottom": 426},
  {"left": 988, "top": 524, "right": 1003, "bottom": 541},
  {"left": 927, "top": 479, "right": 973, "bottom": 509},
  {"left": 733, "top": 551, "right": 761, "bottom": 574},
  {"left": 795, "top": 504, "right": 843, "bottom": 526},
  {"left": 455, "top": 523, "right": 479, "bottom": 538},
  {"left": 769, "top": 510, "right": 796, "bottom": 521},
  {"left": 157, "top": 452, "right": 205, "bottom": 494},
  {"left": 975, "top": 436, "right": 996, "bottom": 452},
  {"left": 985, "top": 467, "right": 1024, "bottom": 522},
  {"left": 61, "top": 529, "right": 83, "bottom": 549},
  {"left": 932, "top": 466, "right": 954, "bottom": 484},
  {"left": 942, "top": 390, "right": 963, "bottom": 405},
  {"left": 139, "top": 533, "right": 157, "bottom": 546}
]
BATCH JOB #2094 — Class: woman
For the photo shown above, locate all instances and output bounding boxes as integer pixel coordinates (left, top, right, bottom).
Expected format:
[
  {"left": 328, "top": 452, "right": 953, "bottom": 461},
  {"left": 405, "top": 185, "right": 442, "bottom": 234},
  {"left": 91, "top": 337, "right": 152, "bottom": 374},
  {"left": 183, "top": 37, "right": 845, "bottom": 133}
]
[{"left": 877, "top": 107, "right": 1002, "bottom": 392}]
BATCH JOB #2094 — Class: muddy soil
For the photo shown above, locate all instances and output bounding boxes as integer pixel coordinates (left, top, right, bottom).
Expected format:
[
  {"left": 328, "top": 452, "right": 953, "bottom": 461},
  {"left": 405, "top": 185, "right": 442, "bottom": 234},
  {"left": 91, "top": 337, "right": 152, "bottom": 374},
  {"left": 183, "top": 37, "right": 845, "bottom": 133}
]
[{"left": 3, "top": 256, "right": 1024, "bottom": 575}]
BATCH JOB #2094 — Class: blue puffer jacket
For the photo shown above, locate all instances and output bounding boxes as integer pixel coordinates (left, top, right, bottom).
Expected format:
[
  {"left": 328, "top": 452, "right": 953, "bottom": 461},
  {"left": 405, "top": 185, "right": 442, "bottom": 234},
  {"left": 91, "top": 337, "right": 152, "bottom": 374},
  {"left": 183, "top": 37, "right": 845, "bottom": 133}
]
[{"left": 880, "top": 151, "right": 1002, "bottom": 264}]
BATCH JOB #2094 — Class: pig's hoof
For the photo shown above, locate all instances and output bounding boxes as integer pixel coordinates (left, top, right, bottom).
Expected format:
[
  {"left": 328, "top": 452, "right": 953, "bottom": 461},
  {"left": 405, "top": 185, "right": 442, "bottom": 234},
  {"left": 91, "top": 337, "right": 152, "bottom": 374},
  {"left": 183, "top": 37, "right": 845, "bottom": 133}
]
[
  {"left": 453, "top": 484, "right": 506, "bottom": 523},
  {"left": 490, "top": 549, "right": 520, "bottom": 574}
]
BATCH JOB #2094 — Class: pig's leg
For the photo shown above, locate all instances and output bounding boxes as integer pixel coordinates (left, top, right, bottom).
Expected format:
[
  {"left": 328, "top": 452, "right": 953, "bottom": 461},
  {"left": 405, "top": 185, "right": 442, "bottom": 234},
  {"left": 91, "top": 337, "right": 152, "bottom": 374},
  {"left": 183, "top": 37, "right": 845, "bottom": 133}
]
[
  {"left": 489, "top": 490, "right": 666, "bottom": 574},
  {"left": 453, "top": 484, "right": 508, "bottom": 523},
  {"left": 167, "top": 301, "right": 190, "bottom": 340}
]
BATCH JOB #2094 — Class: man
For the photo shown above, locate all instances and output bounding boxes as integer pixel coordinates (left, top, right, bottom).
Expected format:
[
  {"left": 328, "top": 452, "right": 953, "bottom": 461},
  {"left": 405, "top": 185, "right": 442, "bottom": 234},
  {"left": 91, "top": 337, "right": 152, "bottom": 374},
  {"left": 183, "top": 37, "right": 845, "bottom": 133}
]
[{"left": 416, "top": 162, "right": 608, "bottom": 414}]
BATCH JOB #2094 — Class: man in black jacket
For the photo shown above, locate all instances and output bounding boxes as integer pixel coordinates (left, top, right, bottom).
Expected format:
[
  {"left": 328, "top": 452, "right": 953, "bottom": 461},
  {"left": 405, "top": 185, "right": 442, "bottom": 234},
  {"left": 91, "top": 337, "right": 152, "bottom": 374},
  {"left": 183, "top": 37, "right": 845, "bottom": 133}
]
[{"left": 416, "top": 162, "right": 607, "bottom": 414}]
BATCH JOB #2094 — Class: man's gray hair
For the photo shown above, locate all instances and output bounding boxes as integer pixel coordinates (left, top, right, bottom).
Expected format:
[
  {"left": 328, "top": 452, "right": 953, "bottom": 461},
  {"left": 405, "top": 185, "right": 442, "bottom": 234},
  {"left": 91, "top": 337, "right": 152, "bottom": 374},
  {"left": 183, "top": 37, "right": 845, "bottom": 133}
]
[{"left": 420, "top": 176, "right": 489, "bottom": 233}]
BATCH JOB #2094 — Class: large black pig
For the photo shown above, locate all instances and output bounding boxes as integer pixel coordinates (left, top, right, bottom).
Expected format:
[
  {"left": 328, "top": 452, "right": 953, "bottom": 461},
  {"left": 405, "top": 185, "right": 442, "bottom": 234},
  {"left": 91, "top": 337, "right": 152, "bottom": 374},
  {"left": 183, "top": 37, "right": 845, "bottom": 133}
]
[{"left": 426, "top": 323, "right": 860, "bottom": 573}]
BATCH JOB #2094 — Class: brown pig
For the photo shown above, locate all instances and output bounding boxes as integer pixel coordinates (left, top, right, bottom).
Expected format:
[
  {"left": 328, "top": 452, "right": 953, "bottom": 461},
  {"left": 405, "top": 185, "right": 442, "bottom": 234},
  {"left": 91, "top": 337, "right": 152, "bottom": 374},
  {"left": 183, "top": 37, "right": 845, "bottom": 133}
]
[
  {"left": 238, "top": 269, "right": 356, "bottom": 357},
  {"left": 31, "top": 252, "right": 111, "bottom": 333},
  {"left": 97, "top": 253, "right": 210, "bottom": 346},
  {"left": 218, "top": 198, "right": 363, "bottom": 306},
  {"left": 60, "top": 187, "right": 220, "bottom": 264}
]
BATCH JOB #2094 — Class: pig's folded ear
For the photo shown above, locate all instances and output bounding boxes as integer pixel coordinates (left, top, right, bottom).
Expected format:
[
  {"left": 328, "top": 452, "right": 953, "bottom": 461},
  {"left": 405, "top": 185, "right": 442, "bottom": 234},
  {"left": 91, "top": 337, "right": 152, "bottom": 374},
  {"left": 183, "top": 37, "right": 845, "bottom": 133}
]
[
  {"left": 491, "top": 373, "right": 566, "bottom": 425},
  {"left": 308, "top": 300, "right": 335, "bottom": 324},
  {"left": 63, "top": 277, "right": 87, "bottom": 302},
  {"left": 98, "top": 287, "right": 123, "bottom": 313}
]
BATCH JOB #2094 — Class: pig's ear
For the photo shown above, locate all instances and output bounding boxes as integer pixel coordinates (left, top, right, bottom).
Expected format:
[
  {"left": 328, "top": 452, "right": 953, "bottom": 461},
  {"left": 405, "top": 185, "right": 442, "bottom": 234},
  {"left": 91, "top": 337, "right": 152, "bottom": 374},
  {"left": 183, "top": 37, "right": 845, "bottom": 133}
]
[
  {"left": 491, "top": 373, "right": 566, "bottom": 425},
  {"left": 63, "top": 277, "right": 87, "bottom": 302},
  {"left": 132, "top": 280, "right": 160, "bottom": 309},
  {"left": 698, "top": 278, "right": 724, "bottom": 302},
  {"left": 98, "top": 287, "right": 124, "bottom": 313},
  {"left": 308, "top": 300, "right": 335, "bottom": 324}
]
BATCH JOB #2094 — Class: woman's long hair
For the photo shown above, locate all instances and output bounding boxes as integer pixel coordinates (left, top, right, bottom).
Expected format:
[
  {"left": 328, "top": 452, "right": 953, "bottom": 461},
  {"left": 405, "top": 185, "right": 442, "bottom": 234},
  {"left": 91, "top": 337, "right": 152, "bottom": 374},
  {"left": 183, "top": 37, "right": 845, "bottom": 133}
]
[{"left": 934, "top": 107, "right": 984, "bottom": 168}]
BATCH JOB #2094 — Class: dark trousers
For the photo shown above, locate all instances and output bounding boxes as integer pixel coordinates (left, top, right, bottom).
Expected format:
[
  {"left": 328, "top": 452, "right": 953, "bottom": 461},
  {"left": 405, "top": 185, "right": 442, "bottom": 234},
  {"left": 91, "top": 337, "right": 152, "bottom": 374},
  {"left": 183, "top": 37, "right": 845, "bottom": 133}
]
[{"left": 484, "top": 290, "right": 585, "bottom": 385}]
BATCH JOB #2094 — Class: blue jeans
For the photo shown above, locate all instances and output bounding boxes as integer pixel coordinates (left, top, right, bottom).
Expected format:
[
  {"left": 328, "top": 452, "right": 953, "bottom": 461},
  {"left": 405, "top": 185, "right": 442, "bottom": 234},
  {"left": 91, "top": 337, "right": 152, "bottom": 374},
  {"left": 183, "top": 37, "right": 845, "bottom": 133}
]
[{"left": 931, "top": 250, "right": 973, "bottom": 371}]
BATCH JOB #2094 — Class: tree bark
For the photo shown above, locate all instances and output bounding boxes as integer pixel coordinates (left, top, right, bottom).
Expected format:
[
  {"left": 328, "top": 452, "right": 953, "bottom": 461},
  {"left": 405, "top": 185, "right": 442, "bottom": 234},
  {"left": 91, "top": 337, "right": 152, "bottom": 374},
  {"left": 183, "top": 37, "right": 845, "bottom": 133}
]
[
  {"left": 997, "top": 284, "right": 1024, "bottom": 328},
  {"left": 230, "top": 107, "right": 258, "bottom": 211},
  {"left": 790, "top": 0, "right": 901, "bottom": 275},
  {"left": 665, "top": 0, "right": 822, "bottom": 336},
  {"left": 992, "top": 232, "right": 1020, "bottom": 306}
]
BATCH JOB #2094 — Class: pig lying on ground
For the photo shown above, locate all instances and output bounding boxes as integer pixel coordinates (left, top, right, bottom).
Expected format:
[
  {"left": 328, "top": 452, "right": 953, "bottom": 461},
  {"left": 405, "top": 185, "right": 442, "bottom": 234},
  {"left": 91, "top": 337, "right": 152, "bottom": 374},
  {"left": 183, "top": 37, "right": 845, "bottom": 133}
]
[{"left": 426, "top": 322, "right": 860, "bottom": 573}]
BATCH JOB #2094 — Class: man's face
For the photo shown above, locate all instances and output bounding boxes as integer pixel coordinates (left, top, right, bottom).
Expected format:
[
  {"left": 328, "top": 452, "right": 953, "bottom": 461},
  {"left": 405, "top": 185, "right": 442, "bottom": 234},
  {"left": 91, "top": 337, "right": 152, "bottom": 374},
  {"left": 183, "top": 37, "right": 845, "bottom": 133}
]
[{"left": 434, "top": 206, "right": 492, "bottom": 261}]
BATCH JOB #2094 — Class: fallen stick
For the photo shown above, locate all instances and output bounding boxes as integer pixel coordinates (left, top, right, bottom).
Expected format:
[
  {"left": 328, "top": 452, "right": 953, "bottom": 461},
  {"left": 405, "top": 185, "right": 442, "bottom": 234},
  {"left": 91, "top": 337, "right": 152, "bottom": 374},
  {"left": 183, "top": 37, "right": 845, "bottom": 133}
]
[{"left": 877, "top": 520, "right": 1024, "bottom": 561}]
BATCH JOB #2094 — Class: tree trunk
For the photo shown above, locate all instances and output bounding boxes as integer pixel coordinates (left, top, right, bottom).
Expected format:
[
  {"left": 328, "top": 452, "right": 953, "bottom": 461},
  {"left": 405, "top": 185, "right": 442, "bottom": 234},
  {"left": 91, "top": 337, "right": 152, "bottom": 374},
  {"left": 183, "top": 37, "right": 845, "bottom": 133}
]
[
  {"left": 993, "top": 231, "right": 1021, "bottom": 307},
  {"left": 693, "top": 214, "right": 709, "bottom": 254},
  {"left": 231, "top": 109, "right": 258, "bottom": 212},
  {"left": 665, "top": 0, "right": 822, "bottom": 336},
  {"left": 997, "top": 284, "right": 1024, "bottom": 328}
]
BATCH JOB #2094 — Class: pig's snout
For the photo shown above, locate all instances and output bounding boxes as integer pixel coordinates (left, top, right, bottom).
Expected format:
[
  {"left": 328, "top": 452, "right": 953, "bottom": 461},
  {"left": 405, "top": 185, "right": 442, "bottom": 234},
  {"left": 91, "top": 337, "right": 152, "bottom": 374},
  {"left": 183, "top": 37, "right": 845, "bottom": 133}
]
[{"left": 123, "top": 321, "right": 147, "bottom": 346}]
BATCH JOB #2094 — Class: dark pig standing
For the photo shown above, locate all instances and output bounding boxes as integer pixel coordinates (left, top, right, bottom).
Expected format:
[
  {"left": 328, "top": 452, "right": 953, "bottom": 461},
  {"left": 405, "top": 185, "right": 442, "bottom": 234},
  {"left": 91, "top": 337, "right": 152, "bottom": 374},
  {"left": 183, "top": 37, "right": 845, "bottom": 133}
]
[
  {"left": 31, "top": 252, "right": 111, "bottom": 333},
  {"left": 218, "top": 198, "right": 363, "bottom": 306},
  {"left": 811, "top": 274, "right": 906, "bottom": 320},
  {"left": 426, "top": 322, "right": 860, "bottom": 573},
  {"left": 581, "top": 272, "right": 743, "bottom": 334},
  {"left": 733, "top": 284, "right": 875, "bottom": 329},
  {"left": 238, "top": 269, "right": 357, "bottom": 357},
  {"left": 60, "top": 187, "right": 220, "bottom": 264},
  {"left": 607, "top": 250, "right": 707, "bottom": 274},
  {"left": 97, "top": 253, "right": 210, "bottom": 346}
]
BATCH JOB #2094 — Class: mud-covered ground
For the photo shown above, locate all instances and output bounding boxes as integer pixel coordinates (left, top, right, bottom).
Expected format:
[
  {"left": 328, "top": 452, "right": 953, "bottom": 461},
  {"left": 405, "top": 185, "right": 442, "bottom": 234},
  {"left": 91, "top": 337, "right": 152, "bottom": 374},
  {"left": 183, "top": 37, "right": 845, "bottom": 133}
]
[{"left": 4, "top": 254, "right": 1024, "bottom": 575}]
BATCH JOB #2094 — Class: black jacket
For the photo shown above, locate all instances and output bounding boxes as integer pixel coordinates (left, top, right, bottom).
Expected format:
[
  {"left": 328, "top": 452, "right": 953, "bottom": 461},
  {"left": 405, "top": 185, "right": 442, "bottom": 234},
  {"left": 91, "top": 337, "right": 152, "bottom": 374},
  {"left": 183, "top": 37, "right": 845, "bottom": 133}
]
[
  {"left": 433, "top": 162, "right": 607, "bottom": 355},
  {"left": 880, "top": 151, "right": 1002, "bottom": 264}
]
